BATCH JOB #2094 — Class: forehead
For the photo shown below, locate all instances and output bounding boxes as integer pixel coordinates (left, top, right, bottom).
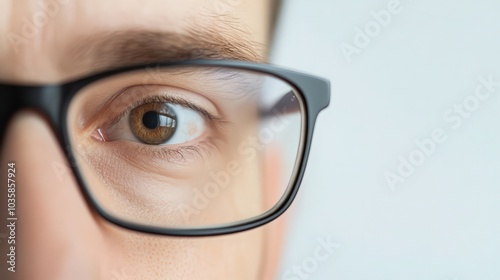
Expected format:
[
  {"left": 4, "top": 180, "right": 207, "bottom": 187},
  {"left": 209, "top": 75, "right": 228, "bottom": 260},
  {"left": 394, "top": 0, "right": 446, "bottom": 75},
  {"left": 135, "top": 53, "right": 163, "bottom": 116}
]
[{"left": 0, "top": 0, "right": 268, "bottom": 83}]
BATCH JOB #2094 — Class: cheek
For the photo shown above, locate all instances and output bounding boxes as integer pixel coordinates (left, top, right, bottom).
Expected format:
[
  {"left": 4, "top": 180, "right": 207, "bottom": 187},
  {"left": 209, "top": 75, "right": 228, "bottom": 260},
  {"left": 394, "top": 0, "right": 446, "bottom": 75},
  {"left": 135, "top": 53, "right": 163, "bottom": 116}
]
[
  {"left": 74, "top": 148, "right": 257, "bottom": 226},
  {"left": 99, "top": 227, "right": 204, "bottom": 279},
  {"left": 100, "top": 223, "right": 265, "bottom": 279},
  {"left": 81, "top": 134, "right": 267, "bottom": 278}
]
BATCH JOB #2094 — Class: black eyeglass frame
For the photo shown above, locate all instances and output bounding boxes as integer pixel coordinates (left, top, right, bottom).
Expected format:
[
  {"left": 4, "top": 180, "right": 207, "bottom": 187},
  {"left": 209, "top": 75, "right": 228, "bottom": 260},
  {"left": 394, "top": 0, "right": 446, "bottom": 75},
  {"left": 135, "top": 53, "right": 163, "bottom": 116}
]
[{"left": 0, "top": 59, "right": 330, "bottom": 236}]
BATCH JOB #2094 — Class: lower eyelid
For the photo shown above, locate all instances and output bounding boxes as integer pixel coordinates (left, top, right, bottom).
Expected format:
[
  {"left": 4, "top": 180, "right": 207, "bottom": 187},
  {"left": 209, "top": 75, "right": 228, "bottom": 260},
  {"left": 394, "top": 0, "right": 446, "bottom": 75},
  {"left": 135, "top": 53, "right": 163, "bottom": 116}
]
[
  {"left": 126, "top": 138, "right": 219, "bottom": 166},
  {"left": 74, "top": 137, "right": 224, "bottom": 182}
]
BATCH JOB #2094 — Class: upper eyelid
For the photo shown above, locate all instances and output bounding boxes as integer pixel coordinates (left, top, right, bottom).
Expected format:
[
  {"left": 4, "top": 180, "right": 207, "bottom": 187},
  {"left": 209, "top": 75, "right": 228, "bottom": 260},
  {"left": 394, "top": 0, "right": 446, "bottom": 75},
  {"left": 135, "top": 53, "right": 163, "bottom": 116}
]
[
  {"left": 105, "top": 95, "right": 218, "bottom": 129},
  {"left": 85, "top": 85, "right": 222, "bottom": 131}
]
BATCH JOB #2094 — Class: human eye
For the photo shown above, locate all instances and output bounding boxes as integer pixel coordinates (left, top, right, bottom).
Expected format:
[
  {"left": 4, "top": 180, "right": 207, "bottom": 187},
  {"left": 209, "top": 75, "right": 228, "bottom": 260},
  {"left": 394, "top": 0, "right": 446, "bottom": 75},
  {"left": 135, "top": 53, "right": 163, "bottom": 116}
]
[
  {"left": 95, "top": 96, "right": 209, "bottom": 146},
  {"left": 76, "top": 82, "right": 228, "bottom": 166}
]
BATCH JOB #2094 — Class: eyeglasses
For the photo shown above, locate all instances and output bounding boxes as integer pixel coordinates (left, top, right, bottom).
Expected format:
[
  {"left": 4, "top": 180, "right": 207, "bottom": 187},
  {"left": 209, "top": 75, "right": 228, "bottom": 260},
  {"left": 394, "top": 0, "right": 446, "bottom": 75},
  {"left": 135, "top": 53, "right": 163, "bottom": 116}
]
[{"left": 0, "top": 60, "right": 330, "bottom": 236}]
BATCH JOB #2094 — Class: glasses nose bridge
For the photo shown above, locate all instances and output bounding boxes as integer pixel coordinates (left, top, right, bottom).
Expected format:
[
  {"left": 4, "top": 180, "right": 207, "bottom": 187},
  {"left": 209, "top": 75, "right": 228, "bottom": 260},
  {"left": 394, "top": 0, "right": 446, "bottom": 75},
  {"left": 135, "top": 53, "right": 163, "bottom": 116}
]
[{"left": 0, "top": 84, "right": 63, "bottom": 145}]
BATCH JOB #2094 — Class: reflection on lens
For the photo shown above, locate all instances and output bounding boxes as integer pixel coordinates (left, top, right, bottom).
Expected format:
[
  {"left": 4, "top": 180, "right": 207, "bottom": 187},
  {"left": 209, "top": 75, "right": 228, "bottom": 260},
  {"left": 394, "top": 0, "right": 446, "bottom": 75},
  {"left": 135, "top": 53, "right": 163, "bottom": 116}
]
[{"left": 67, "top": 66, "right": 304, "bottom": 229}]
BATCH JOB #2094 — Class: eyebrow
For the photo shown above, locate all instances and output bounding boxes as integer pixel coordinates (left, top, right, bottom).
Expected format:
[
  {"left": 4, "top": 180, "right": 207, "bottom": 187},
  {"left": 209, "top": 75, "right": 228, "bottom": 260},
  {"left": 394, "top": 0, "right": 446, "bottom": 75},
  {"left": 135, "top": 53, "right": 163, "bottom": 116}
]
[{"left": 67, "top": 27, "right": 263, "bottom": 75}]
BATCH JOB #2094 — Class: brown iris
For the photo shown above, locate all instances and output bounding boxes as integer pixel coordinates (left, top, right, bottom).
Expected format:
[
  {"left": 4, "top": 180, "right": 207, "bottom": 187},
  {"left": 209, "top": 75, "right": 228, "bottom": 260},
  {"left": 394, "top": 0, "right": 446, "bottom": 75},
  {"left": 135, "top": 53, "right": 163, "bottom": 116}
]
[{"left": 129, "top": 102, "right": 177, "bottom": 145}]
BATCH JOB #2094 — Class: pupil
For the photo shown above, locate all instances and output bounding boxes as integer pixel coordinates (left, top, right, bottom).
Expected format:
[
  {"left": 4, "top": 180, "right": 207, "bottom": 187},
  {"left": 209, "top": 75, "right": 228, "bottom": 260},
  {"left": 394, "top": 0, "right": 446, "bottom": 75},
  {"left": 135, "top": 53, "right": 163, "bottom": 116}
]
[{"left": 142, "top": 111, "right": 159, "bottom": 129}]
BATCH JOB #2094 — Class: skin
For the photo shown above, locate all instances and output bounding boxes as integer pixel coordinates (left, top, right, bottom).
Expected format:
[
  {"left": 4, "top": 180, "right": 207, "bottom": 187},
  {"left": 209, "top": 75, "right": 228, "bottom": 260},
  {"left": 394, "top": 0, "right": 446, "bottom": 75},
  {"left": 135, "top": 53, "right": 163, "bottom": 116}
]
[{"left": 0, "top": 1, "right": 288, "bottom": 279}]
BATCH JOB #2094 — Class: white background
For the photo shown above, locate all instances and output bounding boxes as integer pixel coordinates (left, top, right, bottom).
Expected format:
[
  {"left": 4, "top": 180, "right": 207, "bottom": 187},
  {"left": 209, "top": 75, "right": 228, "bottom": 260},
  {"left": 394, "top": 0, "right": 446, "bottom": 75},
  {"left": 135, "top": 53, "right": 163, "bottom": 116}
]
[{"left": 271, "top": 0, "right": 500, "bottom": 279}]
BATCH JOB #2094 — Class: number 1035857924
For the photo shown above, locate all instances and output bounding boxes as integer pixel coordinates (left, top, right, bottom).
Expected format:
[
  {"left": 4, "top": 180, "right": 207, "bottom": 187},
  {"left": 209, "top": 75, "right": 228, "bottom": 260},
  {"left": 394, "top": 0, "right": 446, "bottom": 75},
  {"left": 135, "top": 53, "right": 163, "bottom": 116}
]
[{"left": 7, "top": 162, "right": 16, "bottom": 216}]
